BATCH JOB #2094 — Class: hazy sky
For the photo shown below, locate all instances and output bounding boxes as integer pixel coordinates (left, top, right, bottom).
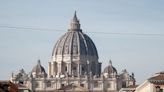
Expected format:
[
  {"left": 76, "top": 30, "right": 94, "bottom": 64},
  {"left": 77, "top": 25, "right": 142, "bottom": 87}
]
[{"left": 0, "top": 0, "right": 164, "bottom": 84}]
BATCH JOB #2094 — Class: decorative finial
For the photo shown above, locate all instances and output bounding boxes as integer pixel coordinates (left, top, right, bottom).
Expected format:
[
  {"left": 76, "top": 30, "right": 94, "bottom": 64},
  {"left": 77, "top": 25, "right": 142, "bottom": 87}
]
[
  {"left": 37, "top": 59, "right": 41, "bottom": 65},
  {"left": 73, "top": 11, "right": 78, "bottom": 22},
  {"left": 11, "top": 72, "right": 14, "bottom": 77},
  {"left": 132, "top": 72, "right": 134, "bottom": 77},
  {"left": 73, "top": 11, "right": 77, "bottom": 20},
  {"left": 109, "top": 59, "right": 112, "bottom": 65},
  {"left": 19, "top": 68, "right": 24, "bottom": 73},
  {"left": 69, "top": 11, "right": 81, "bottom": 31}
]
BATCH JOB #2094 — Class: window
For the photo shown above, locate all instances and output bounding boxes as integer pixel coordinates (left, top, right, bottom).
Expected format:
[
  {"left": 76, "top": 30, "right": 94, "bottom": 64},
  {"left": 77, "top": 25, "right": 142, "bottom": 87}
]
[
  {"left": 73, "top": 67, "right": 77, "bottom": 77},
  {"left": 65, "top": 66, "right": 67, "bottom": 71},
  {"left": 94, "top": 81, "right": 99, "bottom": 88},
  {"left": 35, "top": 82, "right": 39, "bottom": 88},
  {"left": 82, "top": 66, "right": 85, "bottom": 71},
  {"left": 64, "top": 46, "right": 69, "bottom": 54},
  {"left": 19, "top": 81, "right": 23, "bottom": 84},
  {"left": 160, "top": 89, "right": 163, "bottom": 92},
  {"left": 73, "top": 67, "right": 76, "bottom": 70},
  {"left": 156, "top": 86, "right": 163, "bottom": 92},
  {"left": 107, "top": 83, "right": 110, "bottom": 88},
  {"left": 80, "top": 84, "right": 84, "bottom": 87},
  {"left": 122, "top": 82, "right": 126, "bottom": 88},
  {"left": 47, "top": 81, "right": 51, "bottom": 88},
  {"left": 61, "top": 84, "right": 64, "bottom": 88}
]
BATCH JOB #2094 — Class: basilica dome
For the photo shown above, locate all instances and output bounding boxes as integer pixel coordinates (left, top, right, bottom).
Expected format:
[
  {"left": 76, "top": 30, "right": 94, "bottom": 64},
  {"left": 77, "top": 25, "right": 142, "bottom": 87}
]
[
  {"left": 104, "top": 66, "right": 117, "bottom": 74},
  {"left": 52, "top": 30, "right": 98, "bottom": 57},
  {"left": 31, "top": 60, "right": 47, "bottom": 78},
  {"left": 103, "top": 60, "right": 117, "bottom": 74},
  {"left": 52, "top": 12, "right": 98, "bottom": 59},
  {"left": 49, "top": 12, "right": 101, "bottom": 77}
]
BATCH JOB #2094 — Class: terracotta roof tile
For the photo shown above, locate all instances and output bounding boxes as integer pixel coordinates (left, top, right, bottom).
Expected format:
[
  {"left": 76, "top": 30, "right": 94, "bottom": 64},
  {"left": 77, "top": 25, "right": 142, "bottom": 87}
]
[
  {"left": 127, "top": 85, "right": 138, "bottom": 88},
  {"left": 148, "top": 72, "right": 164, "bottom": 84}
]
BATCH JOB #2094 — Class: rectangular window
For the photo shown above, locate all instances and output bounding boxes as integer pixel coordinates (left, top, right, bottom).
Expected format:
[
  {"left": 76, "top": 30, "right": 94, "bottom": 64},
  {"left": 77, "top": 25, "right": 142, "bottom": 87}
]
[
  {"left": 160, "top": 89, "right": 163, "bottom": 92},
  {"left": 80, "top": 84, "right": 84, "bottom": 87},
  {"left": 61, "top": 84, "right": 64, "bottom": 87},
  {"left": 94, "top": 81, "right": 99, "bottom": 88},
  {"left": 107, "top": 83, "right": 110, "bottom": 88}
]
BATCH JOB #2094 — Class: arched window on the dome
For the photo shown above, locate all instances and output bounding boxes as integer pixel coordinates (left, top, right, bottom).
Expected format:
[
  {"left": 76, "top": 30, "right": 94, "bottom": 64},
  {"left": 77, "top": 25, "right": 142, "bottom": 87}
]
[{"left": 65, "top": 66, "right": 67, "bottom": 71}]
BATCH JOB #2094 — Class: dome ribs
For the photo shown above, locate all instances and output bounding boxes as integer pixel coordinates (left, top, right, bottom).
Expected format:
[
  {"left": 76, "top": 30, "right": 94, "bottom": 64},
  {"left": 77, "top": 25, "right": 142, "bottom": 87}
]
[
  {"left": 50, "top": 13, "right": 100, "bottom": 76},
  {"left": 61, "top": 32, "right": 71, "bottom": 56}
]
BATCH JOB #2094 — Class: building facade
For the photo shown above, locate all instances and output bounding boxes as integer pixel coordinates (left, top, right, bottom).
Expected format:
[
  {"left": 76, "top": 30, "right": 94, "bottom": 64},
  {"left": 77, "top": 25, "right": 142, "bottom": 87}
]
[
  {"left": 10, "top": 12, "right": 135, "bottom": 92},
  {"left": 0, "top": 81, "right": 18, "bottom": 92},
  {"left": 135, "top": 72, "right": 164, "bottom": 92}
]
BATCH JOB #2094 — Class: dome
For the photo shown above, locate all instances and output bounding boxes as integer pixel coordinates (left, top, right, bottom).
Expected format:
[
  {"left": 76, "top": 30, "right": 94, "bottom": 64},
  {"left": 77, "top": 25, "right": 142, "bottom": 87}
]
[
  {"left": 52, "top": 12, "right": 98, "bottom": 59},
  {"left": 48, "top": 12, "right": 101, "bottom": 77},
  {"left": 103, "top": 66, "right": 117, "bottom": 74},
  {"left": 31, "top": 60, "right": 47, "bottom": 78},
  {"left": 103, "top": 60, "right": 117, "bottom": 74},
  {"left": 52, "top": 31, "right": 98, "bottom": 57}
]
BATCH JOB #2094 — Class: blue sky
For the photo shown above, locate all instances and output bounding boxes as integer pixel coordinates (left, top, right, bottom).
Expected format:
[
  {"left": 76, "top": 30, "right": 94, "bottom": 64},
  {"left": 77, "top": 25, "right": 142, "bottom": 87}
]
[{"left": 0, "top": 0, "right": 164, "bottom": 84}]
